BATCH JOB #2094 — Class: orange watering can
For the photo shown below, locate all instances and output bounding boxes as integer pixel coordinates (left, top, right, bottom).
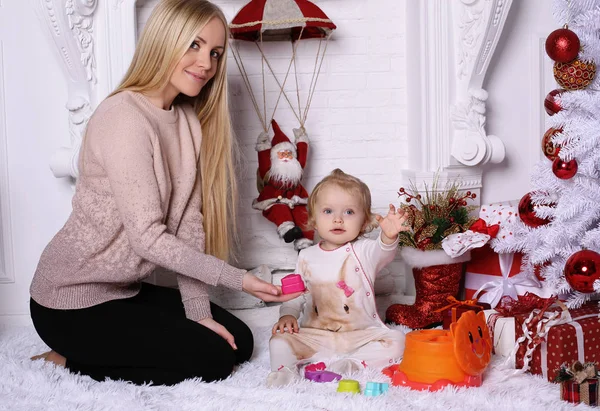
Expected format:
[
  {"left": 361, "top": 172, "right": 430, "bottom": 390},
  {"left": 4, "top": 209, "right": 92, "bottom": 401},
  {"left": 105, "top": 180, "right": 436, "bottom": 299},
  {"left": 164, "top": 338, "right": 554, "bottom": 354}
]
[{"left": 383, "top": 310, "right": 492, "bottom": 391}]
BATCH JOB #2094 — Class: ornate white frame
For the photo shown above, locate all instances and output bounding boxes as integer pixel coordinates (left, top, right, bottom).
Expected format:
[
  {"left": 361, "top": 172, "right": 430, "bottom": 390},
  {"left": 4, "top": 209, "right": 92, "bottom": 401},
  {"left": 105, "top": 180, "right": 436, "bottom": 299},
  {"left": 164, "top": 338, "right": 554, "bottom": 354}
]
[
  {"left": 403, "top": 0, "right": 513, "bottom": 199},
  {"left": 451, "top": 0, "right": 512, "bottom": 167},
  {"left": 32, "top": 0, "right": 138, "bottom": 179}
]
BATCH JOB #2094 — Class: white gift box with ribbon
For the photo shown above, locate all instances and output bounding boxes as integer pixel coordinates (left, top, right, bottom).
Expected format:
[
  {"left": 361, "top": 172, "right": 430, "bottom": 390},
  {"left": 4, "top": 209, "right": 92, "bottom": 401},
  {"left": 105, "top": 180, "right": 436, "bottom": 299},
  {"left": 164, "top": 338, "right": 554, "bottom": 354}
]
[
  {"left": 461, "top": 201, "right": 552, "bottom": 308},
  {"left": 464, "top": 245, "right": 550, "bottom": 308},
  {"left": 466, "top": 251, "right": 546, "bottom": 308}
]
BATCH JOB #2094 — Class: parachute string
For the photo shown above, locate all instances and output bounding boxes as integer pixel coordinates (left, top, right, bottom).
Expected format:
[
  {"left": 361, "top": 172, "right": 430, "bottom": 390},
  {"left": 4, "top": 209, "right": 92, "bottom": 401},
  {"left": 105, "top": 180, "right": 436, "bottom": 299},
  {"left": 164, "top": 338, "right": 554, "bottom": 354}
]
[
  {"left": 293, "top": 42, "right": 302, "bottom": 125},
  {"left": 231, "top": 39, "right": 266, "bottom": 131},
  {"left": 303, "top": 34, "right": 330, "bottom": 125},
  {"left": 260, "top": 31, "right": 267, "bottom": 132},
  {"left": 304, "top": 37, "right": 322, "bottom": 123},
  {"left": 255, "top": 30, "right": 304, "bottom": 125}
]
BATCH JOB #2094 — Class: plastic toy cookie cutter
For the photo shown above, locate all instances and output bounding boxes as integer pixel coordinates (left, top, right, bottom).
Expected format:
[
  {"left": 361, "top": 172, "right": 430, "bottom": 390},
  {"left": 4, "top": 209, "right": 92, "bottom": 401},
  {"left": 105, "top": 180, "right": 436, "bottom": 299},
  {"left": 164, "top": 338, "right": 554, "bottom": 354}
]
[
  {"left": 336, "top": 379, "right": 361, "bottom": 394},
  {"left": 280, "top": 273, "right": 306, "bottom": 294},
  {"left": 363, "top": 382, "right": 389, "bottom": 396},
  {"left": 304, "top": 370, "right": 342, "bottom": 383},
  {"left": 383, "top": 310, "right": 492, "bottom": 391}
]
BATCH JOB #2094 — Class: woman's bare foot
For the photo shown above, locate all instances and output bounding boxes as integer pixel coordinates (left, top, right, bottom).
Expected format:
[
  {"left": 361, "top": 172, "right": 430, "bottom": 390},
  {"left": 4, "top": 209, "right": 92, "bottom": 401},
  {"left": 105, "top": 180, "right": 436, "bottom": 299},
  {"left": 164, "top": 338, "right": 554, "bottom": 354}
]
[{"left": 30, "top": 350, "right": 66, "bottom": 367}]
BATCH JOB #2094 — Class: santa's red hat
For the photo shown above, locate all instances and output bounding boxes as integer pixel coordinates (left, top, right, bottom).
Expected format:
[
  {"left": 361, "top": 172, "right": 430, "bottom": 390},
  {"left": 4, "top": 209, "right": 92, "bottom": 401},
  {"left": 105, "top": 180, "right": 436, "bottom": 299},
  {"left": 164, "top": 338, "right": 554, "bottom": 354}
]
[{"left": 271, "top": 119, "right": 296, "bottom": 155}]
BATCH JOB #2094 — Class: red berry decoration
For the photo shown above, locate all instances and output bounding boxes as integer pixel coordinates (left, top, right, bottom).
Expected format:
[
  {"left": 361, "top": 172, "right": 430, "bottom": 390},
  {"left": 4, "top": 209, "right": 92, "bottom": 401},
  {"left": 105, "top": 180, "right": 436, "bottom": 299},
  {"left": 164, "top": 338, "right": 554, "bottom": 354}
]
[
  {"left": 542, "top": 127, "right": 562, "bottom": 161},
  {"left": 544, "top": 89, "right": 565, "bottom": 116},
  {"left": 554, "top": 59, "right": 596, "bottom": 90},
  {"left": 552, "top": 157, "right": 578, "bottom": 179},
  {"left": 518, "top": 192, "right": 552, "bottom": 228},
  {"left": 417, "top": 238, "right": 432, "bottom": 250},
  {"left": 564, "top": 249, "right": 600, "bottom": 293},
  {"left": 545, "top": 27, "right": 580, "bottom": 63}
]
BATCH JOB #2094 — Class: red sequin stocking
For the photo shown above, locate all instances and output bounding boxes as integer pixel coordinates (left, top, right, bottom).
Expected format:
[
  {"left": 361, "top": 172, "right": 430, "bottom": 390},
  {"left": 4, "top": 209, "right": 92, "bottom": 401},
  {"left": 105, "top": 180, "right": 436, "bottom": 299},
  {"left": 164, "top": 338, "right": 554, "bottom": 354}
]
[{"left": 386, "top": 262, "right": 464, "bottom": 329}]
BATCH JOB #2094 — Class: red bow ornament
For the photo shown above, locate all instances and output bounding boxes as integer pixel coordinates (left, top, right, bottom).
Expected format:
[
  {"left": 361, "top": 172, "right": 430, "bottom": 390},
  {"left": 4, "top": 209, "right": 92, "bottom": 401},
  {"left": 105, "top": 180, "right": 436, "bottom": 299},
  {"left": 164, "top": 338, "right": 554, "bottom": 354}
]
[{"left": 470, "top": 218, "right": 500, "bottom": 238}]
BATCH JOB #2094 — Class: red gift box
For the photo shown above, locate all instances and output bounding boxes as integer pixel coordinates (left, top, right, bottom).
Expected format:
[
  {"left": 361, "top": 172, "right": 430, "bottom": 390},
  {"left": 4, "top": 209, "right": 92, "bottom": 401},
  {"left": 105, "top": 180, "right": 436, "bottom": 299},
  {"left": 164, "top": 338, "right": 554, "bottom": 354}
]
[
  {"left": 561, "top": 379, "right": 600, "bottom": 406},
  {"left": 515, "top": 303, "right": 600, "bottom": 382},
  {"left": 464, "top": 245, "right": 544, "bottom": 308}
]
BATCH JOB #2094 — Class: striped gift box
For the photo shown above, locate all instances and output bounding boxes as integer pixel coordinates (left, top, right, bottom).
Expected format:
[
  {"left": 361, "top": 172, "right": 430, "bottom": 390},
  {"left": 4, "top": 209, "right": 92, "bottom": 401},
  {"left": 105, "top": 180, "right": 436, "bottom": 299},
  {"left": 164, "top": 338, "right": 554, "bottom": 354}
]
[{"left": 561, "top": 379, "right": 599, "bottom": 406}]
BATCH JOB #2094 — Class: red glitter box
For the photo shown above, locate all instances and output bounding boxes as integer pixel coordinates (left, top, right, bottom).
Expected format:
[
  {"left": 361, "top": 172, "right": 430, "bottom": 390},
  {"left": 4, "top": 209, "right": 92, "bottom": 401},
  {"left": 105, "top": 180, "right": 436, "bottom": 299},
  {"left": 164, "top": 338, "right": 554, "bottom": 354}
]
[{"left": 515, "top": 303, "right": 600, "bottom": 382}]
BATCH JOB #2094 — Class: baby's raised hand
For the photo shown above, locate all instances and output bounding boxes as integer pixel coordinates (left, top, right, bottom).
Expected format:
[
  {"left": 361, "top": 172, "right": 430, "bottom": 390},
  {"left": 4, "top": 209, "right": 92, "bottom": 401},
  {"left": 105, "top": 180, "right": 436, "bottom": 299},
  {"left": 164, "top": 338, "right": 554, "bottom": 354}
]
[
  {"left": 272, "top": 315, "right": 299, "bottom": 335},
  {"left": 375, "top": 204, "right": 410, "bottom": 242}
]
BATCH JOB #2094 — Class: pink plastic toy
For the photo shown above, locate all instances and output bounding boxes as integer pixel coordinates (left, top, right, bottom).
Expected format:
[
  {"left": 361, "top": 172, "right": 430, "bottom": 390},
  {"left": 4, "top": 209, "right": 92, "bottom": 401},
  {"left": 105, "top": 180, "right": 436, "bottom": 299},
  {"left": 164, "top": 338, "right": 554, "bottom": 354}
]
[
  {"left": 281, "top": 274, "right": 305, "bottom": 294},
  {"left": 305, "top": 362, "right": 326, "bottom": 372}
]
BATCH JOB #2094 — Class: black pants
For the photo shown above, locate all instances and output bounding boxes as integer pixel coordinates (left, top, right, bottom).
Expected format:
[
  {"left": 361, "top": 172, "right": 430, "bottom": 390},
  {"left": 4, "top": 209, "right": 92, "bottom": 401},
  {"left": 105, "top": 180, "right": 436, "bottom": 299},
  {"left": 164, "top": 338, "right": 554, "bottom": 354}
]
[{"left": 30, "top": 283, "right": 254, "bottom": 386}]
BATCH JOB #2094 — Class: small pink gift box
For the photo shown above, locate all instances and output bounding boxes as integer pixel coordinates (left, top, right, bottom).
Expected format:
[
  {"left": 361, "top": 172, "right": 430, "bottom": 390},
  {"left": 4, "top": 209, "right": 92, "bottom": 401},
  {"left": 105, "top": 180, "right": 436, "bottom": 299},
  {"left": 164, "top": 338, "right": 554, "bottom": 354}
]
[{"left": 281, "top": 274, "right": 305, "bottom": 294}]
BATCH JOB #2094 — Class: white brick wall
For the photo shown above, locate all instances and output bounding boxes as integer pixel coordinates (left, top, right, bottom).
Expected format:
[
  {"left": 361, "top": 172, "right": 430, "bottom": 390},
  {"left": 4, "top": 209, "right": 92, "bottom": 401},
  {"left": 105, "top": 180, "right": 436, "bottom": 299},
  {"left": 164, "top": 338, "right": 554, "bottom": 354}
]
[{"left": 137, "top": 1, "right": 408, "bottom": 270}]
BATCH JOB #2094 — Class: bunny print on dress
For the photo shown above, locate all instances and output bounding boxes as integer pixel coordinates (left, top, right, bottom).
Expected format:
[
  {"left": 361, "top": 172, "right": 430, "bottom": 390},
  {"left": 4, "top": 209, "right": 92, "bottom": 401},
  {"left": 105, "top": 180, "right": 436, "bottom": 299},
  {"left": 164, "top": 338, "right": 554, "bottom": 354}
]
[{"left": 301, "top": 255, "right": 374, "bottom": 332}]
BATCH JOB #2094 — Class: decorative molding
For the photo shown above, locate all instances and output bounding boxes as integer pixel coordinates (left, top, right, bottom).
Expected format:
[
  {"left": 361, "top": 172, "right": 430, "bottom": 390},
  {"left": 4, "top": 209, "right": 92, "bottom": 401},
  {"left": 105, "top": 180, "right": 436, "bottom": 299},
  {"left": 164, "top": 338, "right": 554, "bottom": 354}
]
[
  {"left": 0, "top": 41, "right": 15, "bottom": 283},
  {"left": 33, "top": 0, "right": 98, "bottom": 179},
  {"left": 65, "top": 0, "right": 98, "bottom": 83},
  {"left": 34, "top": 0, "right": 141, "bottom": 179},
  {"left": 456, "top": 0, "right": 488, "bottom": 80},
  {"left": 94, "top": 0, "right": 138, "bottom": 100},
  {"left": 450, "top": 0, "right": 512, "bottom": 167},
  {"left": 403, "top": 0, "right": 512, "bottom": 203}
]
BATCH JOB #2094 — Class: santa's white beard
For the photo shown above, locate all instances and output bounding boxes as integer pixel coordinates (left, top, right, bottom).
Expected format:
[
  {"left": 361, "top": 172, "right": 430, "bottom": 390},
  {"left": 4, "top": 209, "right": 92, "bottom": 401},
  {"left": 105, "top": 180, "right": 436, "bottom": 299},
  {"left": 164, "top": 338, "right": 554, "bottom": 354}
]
[{"left": 269, "top": 155, "right": 303, "bottom": 186}]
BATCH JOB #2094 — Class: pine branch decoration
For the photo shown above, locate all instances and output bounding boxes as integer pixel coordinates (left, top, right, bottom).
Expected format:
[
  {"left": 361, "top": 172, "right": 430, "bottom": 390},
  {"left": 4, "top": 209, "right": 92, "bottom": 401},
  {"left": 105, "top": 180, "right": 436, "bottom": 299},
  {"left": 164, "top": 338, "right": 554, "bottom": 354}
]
[{"left": 397, "top": 177, "right": 477, "bottom": 250}]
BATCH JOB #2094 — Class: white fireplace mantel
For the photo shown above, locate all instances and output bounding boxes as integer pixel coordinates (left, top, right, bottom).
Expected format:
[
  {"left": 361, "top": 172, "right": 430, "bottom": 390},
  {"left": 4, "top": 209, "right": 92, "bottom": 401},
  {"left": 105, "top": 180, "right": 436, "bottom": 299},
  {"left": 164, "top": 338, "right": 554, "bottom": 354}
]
[{"left": 34, "top": 0, "right": 512, "bottom": 186}]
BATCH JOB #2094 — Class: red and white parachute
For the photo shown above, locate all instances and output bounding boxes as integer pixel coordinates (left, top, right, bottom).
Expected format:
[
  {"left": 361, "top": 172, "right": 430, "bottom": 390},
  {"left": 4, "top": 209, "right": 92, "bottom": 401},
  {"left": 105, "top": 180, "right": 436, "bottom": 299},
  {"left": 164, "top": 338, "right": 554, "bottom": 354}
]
[{"left": 229, "top": 0, "right": 336, "bottom": 133}]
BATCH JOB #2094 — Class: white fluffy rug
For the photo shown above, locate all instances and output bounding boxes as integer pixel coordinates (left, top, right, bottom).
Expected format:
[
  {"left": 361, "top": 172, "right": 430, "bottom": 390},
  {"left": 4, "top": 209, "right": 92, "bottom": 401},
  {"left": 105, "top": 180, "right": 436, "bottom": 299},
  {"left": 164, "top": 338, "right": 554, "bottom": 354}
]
[{"left": 0, "top": 319, "right": 593, "bottom": 411}]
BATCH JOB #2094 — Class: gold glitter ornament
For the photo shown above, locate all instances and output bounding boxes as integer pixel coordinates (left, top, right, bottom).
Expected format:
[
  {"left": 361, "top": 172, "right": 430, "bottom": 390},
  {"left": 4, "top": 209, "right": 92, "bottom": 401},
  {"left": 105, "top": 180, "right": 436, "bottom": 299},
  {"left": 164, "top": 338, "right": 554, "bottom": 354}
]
[{"left": 553, "top": 59, "right": 596, "bottom": 90}]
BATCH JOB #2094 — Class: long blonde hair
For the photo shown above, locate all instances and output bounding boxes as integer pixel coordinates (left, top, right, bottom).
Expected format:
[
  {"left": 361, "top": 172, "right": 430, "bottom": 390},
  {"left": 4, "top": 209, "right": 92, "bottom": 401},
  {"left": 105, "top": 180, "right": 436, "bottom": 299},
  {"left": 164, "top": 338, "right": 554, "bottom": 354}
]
[{"left": 109, "top": 0, "right": 237, "bottom": 261}]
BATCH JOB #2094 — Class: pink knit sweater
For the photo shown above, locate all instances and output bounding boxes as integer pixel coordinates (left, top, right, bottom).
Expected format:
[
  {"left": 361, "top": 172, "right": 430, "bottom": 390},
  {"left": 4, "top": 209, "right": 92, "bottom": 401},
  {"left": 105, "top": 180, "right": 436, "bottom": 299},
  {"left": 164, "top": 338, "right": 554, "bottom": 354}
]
[{"left": 30, "top": 91, "right": 245, "bottom": 321}]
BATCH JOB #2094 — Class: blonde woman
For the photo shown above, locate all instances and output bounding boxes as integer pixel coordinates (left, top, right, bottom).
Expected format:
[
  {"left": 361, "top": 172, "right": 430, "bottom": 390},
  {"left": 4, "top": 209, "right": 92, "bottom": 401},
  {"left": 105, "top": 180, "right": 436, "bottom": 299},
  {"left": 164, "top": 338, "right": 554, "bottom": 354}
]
[{"left": 29, "top": 0, "right": 301, "bottom": 386}]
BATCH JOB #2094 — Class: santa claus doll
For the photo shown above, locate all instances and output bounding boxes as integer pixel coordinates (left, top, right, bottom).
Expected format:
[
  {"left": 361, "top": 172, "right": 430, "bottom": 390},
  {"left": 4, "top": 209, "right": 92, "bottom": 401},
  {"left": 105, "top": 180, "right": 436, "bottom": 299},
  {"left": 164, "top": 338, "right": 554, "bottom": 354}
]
[{"left": 252, "top": 119, "right": 314, "bottom": 250}]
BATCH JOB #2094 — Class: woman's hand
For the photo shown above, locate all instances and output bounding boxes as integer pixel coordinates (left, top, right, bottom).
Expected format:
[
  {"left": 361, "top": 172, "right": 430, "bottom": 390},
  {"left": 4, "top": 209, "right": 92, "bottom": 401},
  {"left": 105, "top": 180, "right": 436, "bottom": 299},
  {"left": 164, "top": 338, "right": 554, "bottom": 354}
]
[
  {"left": 272, "top": 315, "right": 299, "bottom": 335},
  {"left": 198, "top": 318, "right": 237, "bottom": 350},
  {"left": 242, "top": 272, "right": 304, "bottom": 302},
  {"left": 375, "top": 204, "right": 410, "bottom": 244}
]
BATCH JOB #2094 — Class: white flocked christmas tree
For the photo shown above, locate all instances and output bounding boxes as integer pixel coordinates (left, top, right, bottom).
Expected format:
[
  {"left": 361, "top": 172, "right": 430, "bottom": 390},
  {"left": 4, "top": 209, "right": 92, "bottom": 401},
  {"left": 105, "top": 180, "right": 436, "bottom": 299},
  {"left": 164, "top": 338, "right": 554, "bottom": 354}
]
[{"left": 497, "top": 0, "right": 600, "bottom": 309}]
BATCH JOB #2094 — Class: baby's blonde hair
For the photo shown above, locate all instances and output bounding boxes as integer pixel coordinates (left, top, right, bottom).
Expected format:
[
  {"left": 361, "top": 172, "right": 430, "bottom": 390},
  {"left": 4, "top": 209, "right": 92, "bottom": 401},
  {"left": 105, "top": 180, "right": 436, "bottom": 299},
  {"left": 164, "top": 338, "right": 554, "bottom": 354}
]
[{"left": 307, "top": 169, "right": 376, "bottom": 236}]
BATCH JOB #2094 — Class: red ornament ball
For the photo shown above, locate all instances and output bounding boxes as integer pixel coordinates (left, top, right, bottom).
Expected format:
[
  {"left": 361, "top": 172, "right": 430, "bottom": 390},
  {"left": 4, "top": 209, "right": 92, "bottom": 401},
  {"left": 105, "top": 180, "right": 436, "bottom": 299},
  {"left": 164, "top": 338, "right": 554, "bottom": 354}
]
[
  {"left": 554, "top": 59, "right": 596, "bottom": 90},
  {"left": 542, "top": 127, "right": 562, "bottom": 161},
  {"left": 545, "top": 27, "right": 580, "bottom": 63},
  {"left": 518, "top": 192, "right": 552, "bottom": 228},
  {"left": 564, "top": 250, "right": 600, "bottom": 293},
  {"left": 552, "top": 157, "right": 578, "bottom": 179},
  {"left": 544, "top": 89, "right": 565, "bottom": 116}
]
